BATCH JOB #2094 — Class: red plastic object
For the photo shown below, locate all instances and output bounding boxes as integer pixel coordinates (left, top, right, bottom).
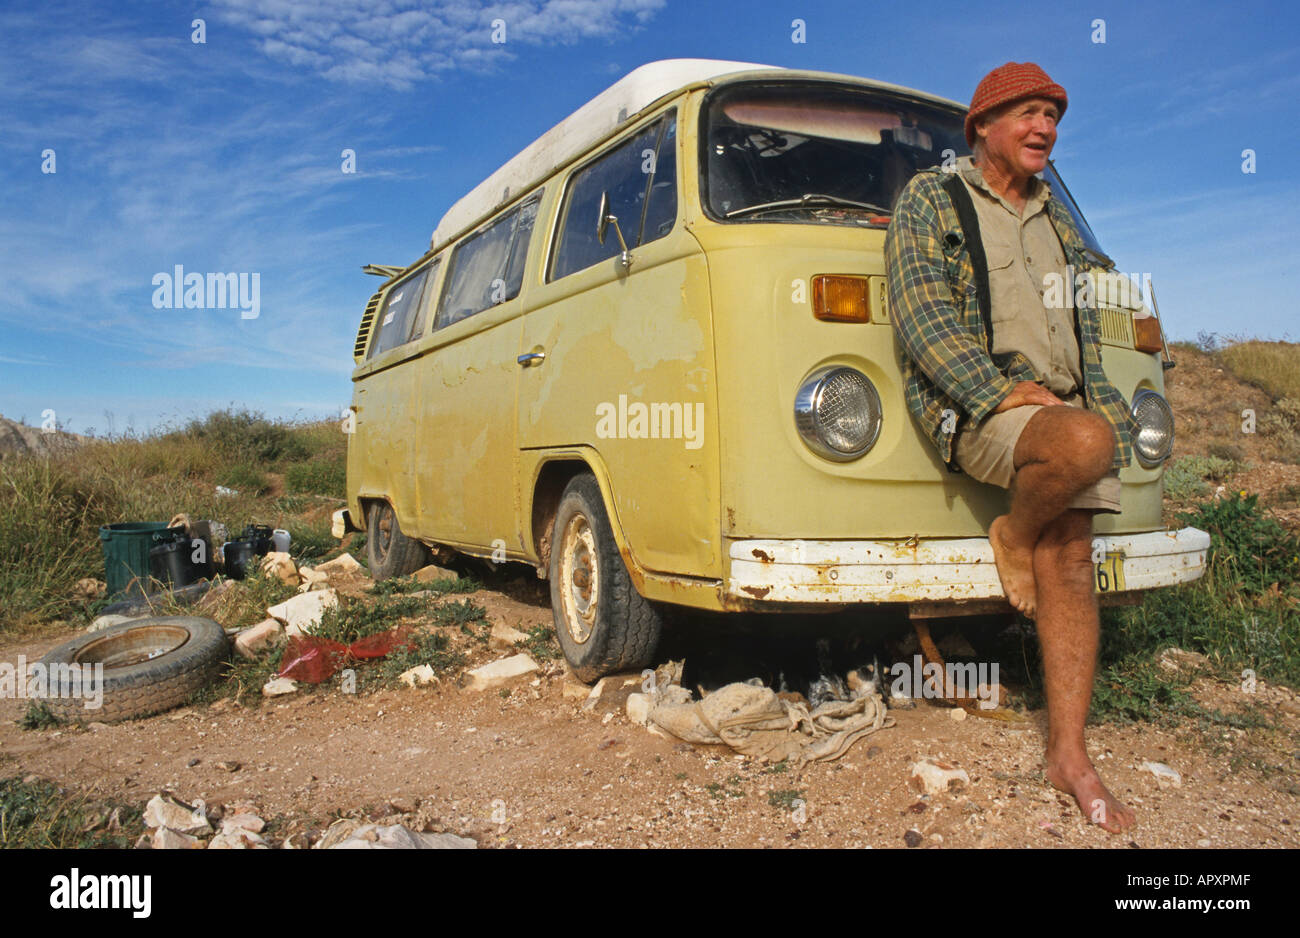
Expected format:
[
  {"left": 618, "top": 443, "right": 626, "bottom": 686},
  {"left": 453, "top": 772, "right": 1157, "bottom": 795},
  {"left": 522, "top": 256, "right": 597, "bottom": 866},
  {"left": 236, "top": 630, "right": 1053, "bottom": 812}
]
[{"left": 276, "top": 627, "right": 419, "bottom": 683}]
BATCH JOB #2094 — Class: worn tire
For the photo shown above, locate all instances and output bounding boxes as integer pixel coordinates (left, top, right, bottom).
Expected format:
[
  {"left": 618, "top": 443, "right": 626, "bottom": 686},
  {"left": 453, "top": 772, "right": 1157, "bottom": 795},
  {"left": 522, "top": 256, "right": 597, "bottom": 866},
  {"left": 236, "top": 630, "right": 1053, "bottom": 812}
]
[
  {"left": 366, "top": 500, "right": 429, "bottom": 580},
  {"left": 549, "top": 474, "right": 662, "bottom": 682},
  {"left": 37, "top": 616, "right": 229, "bottom": 724}
]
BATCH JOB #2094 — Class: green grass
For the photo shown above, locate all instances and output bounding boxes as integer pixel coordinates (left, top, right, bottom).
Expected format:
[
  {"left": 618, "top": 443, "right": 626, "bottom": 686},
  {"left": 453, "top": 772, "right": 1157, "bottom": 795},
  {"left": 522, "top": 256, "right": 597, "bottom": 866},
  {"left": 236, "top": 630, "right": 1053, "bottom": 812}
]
[
  {"left": 285, "top": 454, "right": 346, "bottom": 497},
  {"left": 285, "top": 518, "right": 338, "bottom": 562},
  {"left": 1097, "top": 493, "right": 1298, "bottom": 722},
  {"left": 18, "top": 700, "right": 62, "bottom": 730},
  {"left": 0, "top": 776, "right": 143, "bottom": 848},
  {"left": 524, "top": 624, "right": 562, "bottom": 661},
  {"left": 311, "top": 594, "right": 433, "bottom": 645},
  {"left": 365, "top": 574, "right": 481, "bottom": 597},
  {"left": 766, "top": 789, "right": 803, "bottom": 810},
  {"left": 1163, "top": 454, "right": 1243, "bottom": 500},
  {"left": 216, "top": 464, "right": 269, "bottom": 496},
  {"left": 0, "top": 410, "right": 348, "bottom": 633},
  {"left": 998, "top": 492, "right": 1300, "bottom": 729}
]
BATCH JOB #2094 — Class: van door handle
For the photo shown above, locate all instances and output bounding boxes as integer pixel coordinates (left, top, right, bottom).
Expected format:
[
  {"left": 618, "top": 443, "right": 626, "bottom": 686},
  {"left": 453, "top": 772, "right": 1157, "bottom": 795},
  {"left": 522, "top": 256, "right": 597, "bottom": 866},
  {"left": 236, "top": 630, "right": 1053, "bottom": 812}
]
[{"left": 517, "top": 351, "right": 546, "bottom": 366}]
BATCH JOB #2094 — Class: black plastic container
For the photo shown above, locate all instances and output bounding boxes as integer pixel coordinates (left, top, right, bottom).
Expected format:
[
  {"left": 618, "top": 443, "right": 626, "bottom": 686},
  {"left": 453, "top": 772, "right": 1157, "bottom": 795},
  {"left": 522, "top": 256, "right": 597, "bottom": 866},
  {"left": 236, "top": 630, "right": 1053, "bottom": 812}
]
[
  {"left": 242, "top": 524, "right": 274, "bottom": 556},
  {"left": 224, "top": 539, "right": 256, "bottom": 580},
  {"left": 149, "top": 538, "right": 199, "bottom": 589}
]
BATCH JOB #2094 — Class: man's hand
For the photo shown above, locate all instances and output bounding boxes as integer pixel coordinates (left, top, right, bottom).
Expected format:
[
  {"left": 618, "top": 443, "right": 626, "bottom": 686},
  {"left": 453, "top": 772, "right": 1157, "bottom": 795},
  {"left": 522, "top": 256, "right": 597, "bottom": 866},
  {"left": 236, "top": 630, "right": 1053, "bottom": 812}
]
[{"left": 993, "top": 381, "right": 1064, "bottom": 413}]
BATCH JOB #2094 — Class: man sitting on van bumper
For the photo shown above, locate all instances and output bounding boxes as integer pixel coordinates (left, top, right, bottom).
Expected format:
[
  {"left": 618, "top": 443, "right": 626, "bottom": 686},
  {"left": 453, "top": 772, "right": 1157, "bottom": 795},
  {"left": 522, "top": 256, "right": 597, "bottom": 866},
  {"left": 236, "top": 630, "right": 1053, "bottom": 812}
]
[{"left": 884, "top": 62, "right": 1137, "bottom": 833}]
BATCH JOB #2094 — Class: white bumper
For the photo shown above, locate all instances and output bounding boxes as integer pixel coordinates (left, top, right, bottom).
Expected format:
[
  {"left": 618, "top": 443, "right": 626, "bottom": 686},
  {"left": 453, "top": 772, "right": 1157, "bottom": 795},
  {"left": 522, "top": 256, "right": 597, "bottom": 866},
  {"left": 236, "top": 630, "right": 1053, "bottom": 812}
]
[{"left": 727, "top": 527, "right": 1210, "bottom": 604}]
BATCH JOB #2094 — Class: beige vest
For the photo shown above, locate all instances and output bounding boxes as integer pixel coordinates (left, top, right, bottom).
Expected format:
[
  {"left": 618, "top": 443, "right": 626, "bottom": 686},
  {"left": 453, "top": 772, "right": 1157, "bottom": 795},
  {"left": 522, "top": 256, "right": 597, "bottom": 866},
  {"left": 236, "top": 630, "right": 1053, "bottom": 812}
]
[{"left": 956, "top": 156, "right": 1082, "bottom": 396}]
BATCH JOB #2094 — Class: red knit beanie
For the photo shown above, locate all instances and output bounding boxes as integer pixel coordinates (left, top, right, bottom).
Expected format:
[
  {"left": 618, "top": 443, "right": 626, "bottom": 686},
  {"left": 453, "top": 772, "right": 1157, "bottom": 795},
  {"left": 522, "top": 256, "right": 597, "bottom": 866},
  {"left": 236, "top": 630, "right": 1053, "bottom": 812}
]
[{"left": 964, "top": 62, "right": 1068, "bottom": 146}]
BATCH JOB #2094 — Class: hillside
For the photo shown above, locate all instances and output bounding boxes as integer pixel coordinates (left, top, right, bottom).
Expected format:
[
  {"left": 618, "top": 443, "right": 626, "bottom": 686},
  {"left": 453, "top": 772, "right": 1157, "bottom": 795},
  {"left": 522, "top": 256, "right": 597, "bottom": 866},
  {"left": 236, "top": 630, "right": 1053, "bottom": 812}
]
[{"left": 1163, "top": 341, "right": 1300, "bottom": 531}]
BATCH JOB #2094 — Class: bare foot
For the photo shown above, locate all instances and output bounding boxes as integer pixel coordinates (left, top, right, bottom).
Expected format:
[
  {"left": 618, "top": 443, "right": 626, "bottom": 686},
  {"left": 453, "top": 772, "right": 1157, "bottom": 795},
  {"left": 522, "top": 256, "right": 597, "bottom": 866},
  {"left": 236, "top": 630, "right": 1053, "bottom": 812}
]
[
  {"left": 1046, "top": 753, "right": 1137, "bottom": 833},
  {"left": 989, "top": 514, "right": 1037, "bottom": 618}
]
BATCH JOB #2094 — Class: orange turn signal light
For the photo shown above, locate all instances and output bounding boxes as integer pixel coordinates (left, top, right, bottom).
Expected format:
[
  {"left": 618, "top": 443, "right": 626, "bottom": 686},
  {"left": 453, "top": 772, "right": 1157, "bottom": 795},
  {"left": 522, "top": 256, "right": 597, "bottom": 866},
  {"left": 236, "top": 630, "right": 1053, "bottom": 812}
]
[
  {"left": 812, "top": 275, "right": 870, "bottom": 323},
  {"left": 1133, "top": 315, "right": 1163, "bottom": 353}
]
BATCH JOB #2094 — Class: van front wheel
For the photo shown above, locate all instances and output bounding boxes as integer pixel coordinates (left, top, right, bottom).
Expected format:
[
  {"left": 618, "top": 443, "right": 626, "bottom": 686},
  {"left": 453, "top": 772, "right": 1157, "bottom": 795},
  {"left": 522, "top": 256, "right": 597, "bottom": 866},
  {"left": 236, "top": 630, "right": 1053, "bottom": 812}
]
[
  {"left": 550, "top": 475, "right": 662, "bottom": 682},
  {"left": 366, "top": 501, "right": 429, "bottom": 580}
]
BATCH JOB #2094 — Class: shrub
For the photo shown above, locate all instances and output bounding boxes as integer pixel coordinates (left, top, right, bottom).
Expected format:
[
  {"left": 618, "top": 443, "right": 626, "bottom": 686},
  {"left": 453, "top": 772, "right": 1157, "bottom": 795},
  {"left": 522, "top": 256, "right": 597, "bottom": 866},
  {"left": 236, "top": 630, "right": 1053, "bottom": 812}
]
[
  {"left": 1163, "top": 459, "right": 1211, "bottom": 500},
  {"left": 180, "top": 409, "right": 307, "bottom": 465},
  {"left": 1175, "top": 492, "right": 1300, "bottom": 595}
]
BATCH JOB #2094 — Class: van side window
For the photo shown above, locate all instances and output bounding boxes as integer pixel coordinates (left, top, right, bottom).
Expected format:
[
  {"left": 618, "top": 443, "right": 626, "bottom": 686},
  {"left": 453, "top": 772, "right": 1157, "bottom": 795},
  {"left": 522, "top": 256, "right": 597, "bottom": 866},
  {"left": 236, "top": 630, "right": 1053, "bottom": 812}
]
[
  {"left": 640, "top": 118, "right": 677, "bottom": 242},
  {"left": 550, "top": 110, "right": 677, "bottom": 281},
  {"left": 404, "top": 256, "right": 441, "bottom": 343},
  {"left": 437, "top": 193, "right": 541, "bottom": 329},
  {"left": 369, "top": 260, "right": 437, "bottom": 359}
]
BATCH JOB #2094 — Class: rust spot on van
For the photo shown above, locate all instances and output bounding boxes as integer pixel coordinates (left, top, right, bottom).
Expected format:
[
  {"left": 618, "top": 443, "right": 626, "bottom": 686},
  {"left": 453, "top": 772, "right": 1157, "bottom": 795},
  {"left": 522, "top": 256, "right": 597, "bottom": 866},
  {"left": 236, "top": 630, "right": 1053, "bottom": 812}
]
[
  {"left": 751, "top": 548, "right": 773, "bottom": 563},
  {"left": 741, "top": 585, "right": 771, "bottom": 599}
]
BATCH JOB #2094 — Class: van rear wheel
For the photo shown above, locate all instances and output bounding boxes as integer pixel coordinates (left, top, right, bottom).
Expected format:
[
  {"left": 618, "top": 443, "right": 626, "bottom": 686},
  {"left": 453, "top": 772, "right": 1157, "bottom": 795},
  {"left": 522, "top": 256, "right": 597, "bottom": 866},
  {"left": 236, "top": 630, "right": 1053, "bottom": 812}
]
[
  {"left": 549, "top": 474, "right": 662, "bottom": 682},
  {"left": 366, "top": 501, "right": 429, "bottom": 580}
]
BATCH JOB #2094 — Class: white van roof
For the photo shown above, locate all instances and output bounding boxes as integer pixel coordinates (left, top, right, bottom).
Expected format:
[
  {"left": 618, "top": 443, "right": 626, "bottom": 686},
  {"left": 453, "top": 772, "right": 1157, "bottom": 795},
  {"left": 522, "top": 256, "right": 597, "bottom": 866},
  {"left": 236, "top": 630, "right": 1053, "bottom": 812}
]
[{"left": 428, "top": 58, "right": 780, "bottom": 250}]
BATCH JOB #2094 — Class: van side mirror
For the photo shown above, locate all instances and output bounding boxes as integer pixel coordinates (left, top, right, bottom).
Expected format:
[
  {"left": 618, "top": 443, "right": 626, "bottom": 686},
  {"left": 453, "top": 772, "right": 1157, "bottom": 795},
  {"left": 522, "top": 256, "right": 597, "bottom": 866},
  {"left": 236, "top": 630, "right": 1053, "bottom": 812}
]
[{"left": 596, "top": 190, "right": 632, "bottom": 268}]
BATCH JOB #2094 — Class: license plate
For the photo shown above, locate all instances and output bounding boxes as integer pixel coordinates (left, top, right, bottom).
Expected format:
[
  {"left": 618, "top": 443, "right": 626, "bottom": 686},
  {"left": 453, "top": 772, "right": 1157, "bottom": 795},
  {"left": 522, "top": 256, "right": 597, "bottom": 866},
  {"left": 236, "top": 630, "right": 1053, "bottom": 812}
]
[{"left": 1094, "top": 551, "right": 1126, "bottom": 593}]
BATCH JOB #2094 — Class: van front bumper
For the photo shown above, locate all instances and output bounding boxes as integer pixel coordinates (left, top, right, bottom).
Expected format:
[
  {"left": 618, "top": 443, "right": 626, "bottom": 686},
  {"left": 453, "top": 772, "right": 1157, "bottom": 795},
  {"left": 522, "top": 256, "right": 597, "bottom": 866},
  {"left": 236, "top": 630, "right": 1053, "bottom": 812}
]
[{"left": 726, "top": 527, "right": 1210, "bottom": 604}]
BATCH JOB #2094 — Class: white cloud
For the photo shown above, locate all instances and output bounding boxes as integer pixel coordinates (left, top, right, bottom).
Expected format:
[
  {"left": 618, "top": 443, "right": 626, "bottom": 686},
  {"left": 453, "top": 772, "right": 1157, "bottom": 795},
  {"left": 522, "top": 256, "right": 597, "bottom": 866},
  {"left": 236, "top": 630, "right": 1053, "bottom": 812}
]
[{"left": 208, "top": 0, "right": 667, "bottom": 88}]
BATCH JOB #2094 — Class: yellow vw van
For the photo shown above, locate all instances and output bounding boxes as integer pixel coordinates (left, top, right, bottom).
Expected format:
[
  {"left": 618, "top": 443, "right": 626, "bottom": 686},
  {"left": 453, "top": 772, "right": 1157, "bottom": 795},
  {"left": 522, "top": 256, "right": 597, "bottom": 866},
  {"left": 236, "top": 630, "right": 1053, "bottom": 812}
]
[{"left": 341, "top": 59, "right": 1208, "bottom": 681}]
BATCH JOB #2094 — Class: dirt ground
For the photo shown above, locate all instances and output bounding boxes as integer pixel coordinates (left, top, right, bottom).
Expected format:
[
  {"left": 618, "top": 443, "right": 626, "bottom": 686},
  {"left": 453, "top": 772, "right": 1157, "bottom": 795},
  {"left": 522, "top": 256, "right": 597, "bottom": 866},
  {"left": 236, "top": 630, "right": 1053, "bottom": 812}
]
[
  {"left": 2, "top": 579, "right": 1297, "bottom": 849},
  {"left": 4, "top": 347, "right": 1297, "bottom": 848}
]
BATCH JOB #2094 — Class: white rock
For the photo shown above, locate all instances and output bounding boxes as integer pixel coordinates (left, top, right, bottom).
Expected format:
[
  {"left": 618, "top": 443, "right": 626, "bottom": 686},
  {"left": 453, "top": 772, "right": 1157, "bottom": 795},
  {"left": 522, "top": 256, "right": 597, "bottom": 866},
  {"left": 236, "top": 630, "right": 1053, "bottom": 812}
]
[
  {"left": 1140, "top": 761, "right": 1182, "bottom": 788},
  {"left": 316, "top": 552, "right": 362, "bottom": 575},
  {"left": 260, "top": 551, "right": 299, "bottom": 587},
  {"left": 489, "top": 621, "right": 530, "bottom": 651},
  {"left": 233, "top": 619, "right": 283, "bottom": 658},
  {"left": 143, "top": 794, "right": 212, "bottom": 835},
  {"left": 221, "top": 813, "right": 265, "bottom": 835},
  {"left": 399, "top": 665, "right": 437, "bottom": 688},
  {"left": 267, "top": 588, "right": 337, "bottom": 635},
  {"left": 562, "top": 675, "right": 593, "bottom": 701},
  {"left": 295, "top": 567, "right": 331, "bottom": 593},
  {"left": 464, "top": 654, "right": 541, "bottom": 691},
  {"left": 909, "top": 758, "right": 970, "bottom": 796},
  {"left": 1157, "top": 648, "right": 1211, "bottom": 674},
  {"left": 328, "top": 823, "right": 476, "bottom": 849},
  {"left": 87, "top": 614, "right": 140, "bottom": 633},
  {"left": 414, "top": 564, "right": 460, "bottom": 583},
  {"left": 582, "top": 677, "right": 612, "bottom": 711},
  {"left": 152, "top": 827, "right": 204, "bottom": 849},
  {"left": 626, "top": 692, "right": 651, "bottom": 726},
  {"left": 262, "top": 677, "right": 299, "bottom": 697},
  {"left": 949, "top": 707, "right": 968, "bottom": 722},
  {"left": 208, "top": 829, "right": 269, "bottom": 849}
]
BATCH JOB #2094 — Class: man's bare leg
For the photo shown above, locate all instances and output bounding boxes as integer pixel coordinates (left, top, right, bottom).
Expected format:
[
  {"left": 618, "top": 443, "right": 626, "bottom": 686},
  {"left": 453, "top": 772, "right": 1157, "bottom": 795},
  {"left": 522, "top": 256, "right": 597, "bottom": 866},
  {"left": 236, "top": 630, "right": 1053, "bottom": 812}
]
[
  {"left": 1035, "top": 508, "right": 1137, "bottom": 832},
  {"left": 989, "top": 407, "right": 1115, "bottom": 618}
]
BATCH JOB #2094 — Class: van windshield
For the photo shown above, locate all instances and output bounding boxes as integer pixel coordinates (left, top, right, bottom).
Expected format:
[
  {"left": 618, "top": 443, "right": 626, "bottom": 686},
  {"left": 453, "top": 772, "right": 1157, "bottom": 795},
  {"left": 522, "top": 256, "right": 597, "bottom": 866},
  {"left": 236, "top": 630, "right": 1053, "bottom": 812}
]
[{"left": 700, "top": 81, "right": 1108, "bottom": 259}]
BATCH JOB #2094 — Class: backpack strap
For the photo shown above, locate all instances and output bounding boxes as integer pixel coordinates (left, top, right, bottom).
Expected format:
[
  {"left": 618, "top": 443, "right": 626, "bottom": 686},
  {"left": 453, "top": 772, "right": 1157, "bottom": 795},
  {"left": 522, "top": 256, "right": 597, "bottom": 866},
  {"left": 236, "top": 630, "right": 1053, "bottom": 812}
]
[{"left": 941, "top": 173, "right": 994, "bottom": 355}]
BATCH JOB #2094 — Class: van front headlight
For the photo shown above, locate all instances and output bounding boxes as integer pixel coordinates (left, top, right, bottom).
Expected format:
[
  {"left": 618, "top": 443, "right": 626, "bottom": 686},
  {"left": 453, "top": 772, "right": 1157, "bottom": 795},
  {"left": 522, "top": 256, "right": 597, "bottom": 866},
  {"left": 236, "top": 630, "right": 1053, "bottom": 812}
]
[
  {"left": 794, "top": 366, "right": 882, "bottom": 461},
  {"left": 1130, "top": 389, "right": 1174, "bottom": 467}
]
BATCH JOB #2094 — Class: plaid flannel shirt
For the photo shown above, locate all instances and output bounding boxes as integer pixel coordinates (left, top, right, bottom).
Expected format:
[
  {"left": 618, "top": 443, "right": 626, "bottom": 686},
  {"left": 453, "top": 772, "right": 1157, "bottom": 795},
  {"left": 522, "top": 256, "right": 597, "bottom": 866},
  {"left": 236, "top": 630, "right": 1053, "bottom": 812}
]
[{"left": 884, "top": 166, "right": 1136, "bottom": 472}]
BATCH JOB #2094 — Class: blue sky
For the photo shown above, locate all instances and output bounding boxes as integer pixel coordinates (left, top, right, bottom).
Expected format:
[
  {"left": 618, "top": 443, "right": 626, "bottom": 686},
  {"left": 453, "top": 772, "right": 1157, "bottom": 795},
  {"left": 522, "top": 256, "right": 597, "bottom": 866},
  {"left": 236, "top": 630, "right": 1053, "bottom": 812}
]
[{"left": 2, "top": 0, "right": 1296, "bottom": 436}]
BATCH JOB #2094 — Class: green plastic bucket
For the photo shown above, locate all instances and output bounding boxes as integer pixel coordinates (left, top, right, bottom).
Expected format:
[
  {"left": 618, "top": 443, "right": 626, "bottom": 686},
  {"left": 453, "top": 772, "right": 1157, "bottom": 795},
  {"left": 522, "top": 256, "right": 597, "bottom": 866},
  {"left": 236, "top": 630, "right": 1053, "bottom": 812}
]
[{"left": 99, "top": 522, "right": 177, "bottom": 597}]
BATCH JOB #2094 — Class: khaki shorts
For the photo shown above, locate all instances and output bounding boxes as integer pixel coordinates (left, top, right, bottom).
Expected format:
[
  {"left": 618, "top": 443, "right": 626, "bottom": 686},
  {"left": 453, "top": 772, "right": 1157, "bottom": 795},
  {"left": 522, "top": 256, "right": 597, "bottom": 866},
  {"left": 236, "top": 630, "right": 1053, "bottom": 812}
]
[{"left": 954, "top": 391, "right": 1122, "bottom": 513}]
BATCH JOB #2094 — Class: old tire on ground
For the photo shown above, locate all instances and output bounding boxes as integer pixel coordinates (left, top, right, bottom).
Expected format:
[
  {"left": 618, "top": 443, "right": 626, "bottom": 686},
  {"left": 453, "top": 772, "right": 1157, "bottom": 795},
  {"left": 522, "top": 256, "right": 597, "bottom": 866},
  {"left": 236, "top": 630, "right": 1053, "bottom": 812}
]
[
  {"left": 549, "top": 474, "right": 662, "bottom": 683},
  {"left": 366, "top": 500, "right": 429, "bottom": 580},
  {"left": 37, "top": 616, "right": 229, "bottom": 724}
]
